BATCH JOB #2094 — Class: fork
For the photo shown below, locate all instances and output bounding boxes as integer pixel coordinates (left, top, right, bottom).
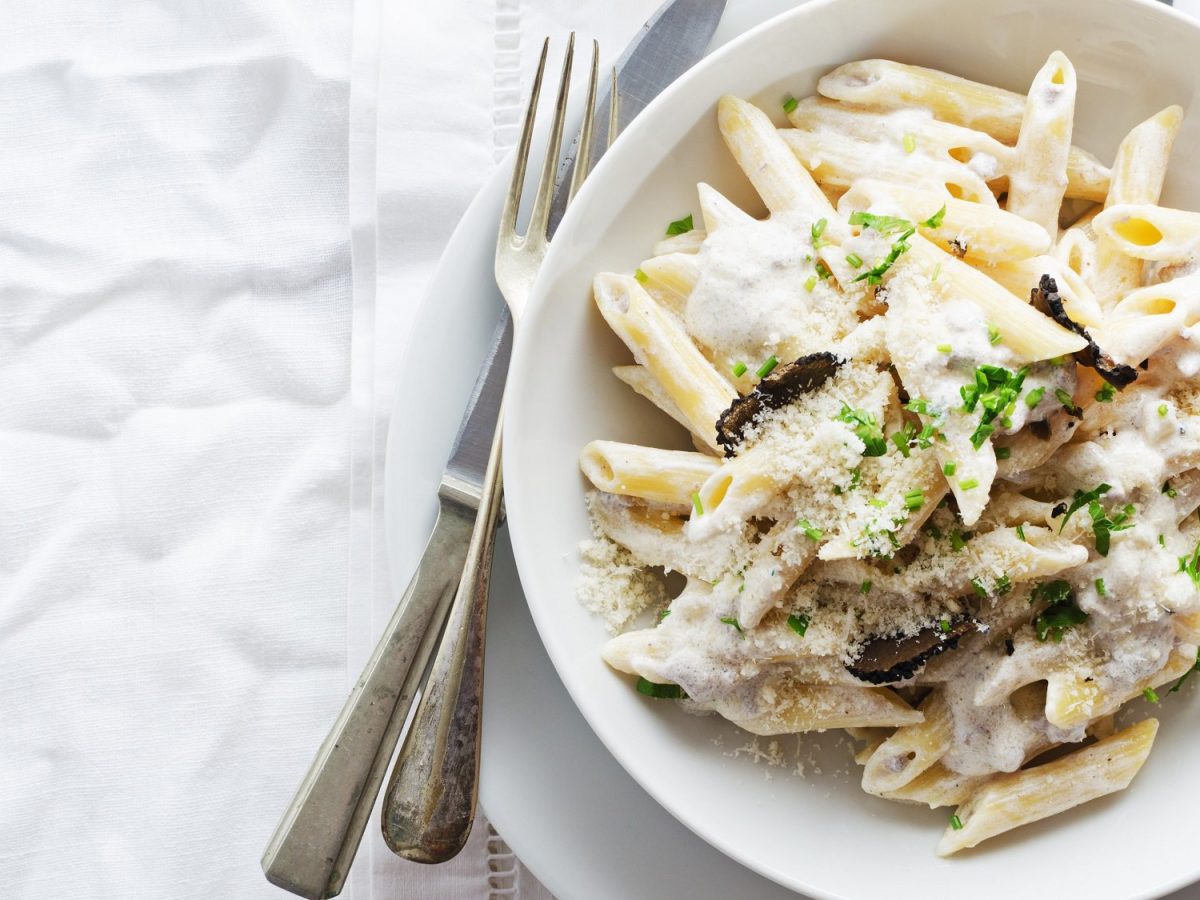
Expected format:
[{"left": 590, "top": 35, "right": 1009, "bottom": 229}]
[{"left": 379, "top": 33, "right": 614, "bottom": 862}]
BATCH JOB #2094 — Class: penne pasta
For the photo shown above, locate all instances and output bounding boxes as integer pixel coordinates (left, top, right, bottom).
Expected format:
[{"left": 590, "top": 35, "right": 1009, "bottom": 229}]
[
  {"left": 1092, "top": 203, "right": 1200, "bottom": 263},
  {"left": 1089, "top": 271, "right": 1200, "bottom": 366},
  {"left": 1005, "top": 52, "right": 1076, "bottom": 238},
  {"left": 580, "top": 440, "right": 721, "bottom": 508}
]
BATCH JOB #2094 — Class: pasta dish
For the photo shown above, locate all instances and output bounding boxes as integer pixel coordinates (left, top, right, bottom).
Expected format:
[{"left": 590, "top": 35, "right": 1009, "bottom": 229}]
[{"left": 574, "top": 54, "right": 1200, "bottom": 855}]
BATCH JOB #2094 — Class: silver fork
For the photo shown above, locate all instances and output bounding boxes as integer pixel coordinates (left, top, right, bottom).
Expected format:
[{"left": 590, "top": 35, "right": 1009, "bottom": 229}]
[{"left": 380, "top": 34, "right": 613, "bottom": 862}]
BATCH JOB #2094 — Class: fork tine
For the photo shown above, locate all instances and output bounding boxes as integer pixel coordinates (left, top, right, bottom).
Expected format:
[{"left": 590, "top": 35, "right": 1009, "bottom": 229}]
[
  {"left": 498, "top": 38, "right": 549, "bottom": 247},
  {"left": 567, "top": 40, "right": 600, "bottom": 205},
  {"left": 607, "top": 66, "right": 619, "bottom": 150},
  {"left": 526, "top": 32, "right": 575, "bottom": 244}
]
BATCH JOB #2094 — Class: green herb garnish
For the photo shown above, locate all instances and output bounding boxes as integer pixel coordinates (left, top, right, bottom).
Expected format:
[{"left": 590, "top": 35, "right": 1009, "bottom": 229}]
[
  {"left": 950, "top": 815, "right": 964, "bottom": 831},
  {"left": 1159, "top": 403, "right": 1169, "bottom": 417},
  {"left": 846, "top": 252, "right": 863, "bottom": 267},
  {"left": 1024, "top": 386, "right": 1045, "bottom": 408},
  {"left": 1169, "top": 647, "right": 1200, "bottom": 694},
  {"left": 904, "top": 488, "right": 925, "bottom": 511},
  {"left": 960, "top": 364, "right": 1028, "bottom": 450},
  {"left": 1059, "top": 483, "right": 1111, "bottom": 532},
  {"left": 1095, "top": 382, "right": 1116, "bottom": 403},
  {"left": 937, "top": 343, "right": 951, "bottom": 353},
  {"left": 987, "top": 324, "right": 1002, "bottom": 345},
  {"left": 971, "top": 577, "right": 988, "bottom": 597},
  {"left": 732, "top": 361, "right": 747, "bottom": 377},
  {"left": 1144, "top": 687, "right": 1160, "bottom": 704},
  {"left": 803, "top": 274, "right": 818, "bottom": 292},
  {"left": 798, "top": 519, "right": 823, "bottom": 541},
  {"left": 756, "top": 355, "right": 779, "bottom": 378},
  {"left": 837, "top": 404, "right": 887, "bottom": 457},
  {"left": 922, "top": 205, "right": 947, "bottom": 228},
  {"left": 634, "top": 268, "right": 649, "bottom": 283},
  {"left": 1087, "top": 499, "right": 1135, "bottom": 556},
  {"left": 815, "top": 260, "right": 833, "bottom": 281},
  {"left": 783, "top": 95, "right": 799, "bottom": 114},
  {"left": 943, "top": 461, "right": 957, "bottom": 476},
  {"left": 720, "top": 615, "right": 744, "bottom": 635},
  {"left": 691, "top": 492, "right": 704, "bottom": 516},
  {"left": 1031, "top": 581, "right": 1088, "bottom": 642},
  {"left": 665, "top": 214, "right": 694, "bottom": 236},
  {"left": 1163, "top": 480, "right": 1177, "bottom": 498},
  {"left": 959, "top": 478, "right": 979, "bottom": 490},
  {"left": 811, "top": 217, "right": 828, "bottom": 247},
  {"left": 849, "top": 210, "right": 915, "bottom": 235},
  {"left": 860, "top": 579, "right": 872, "bottom": 594},
  {"left": 787, "top": 613, "right": 811, "bottom": 637},
  {"left": 995, "top": 446, "right": 1011, "bottom": 460},
  {"left": 1016, "top": 524, "right": 1026, "bottom": 542},
  {"left": 1095, "top": 578, "right": 1107, "bottom": 596},
  {"left": 903, "top": 133, "right": 917, "bottom": 154},
  {"left": 636, "top": 677, "right": 685, "bottom": 699}
]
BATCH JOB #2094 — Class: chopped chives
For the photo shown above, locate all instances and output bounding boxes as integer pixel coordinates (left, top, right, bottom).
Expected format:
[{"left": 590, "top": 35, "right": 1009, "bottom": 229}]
[
  {"left": 1095, "top": 578, "right": 1107, "bottom": 596},
  {"left": 665, "top": 214, "right": 694, "bottom": 236},
  {"left": 868, "top": 498, "right": 886, "bottom": 508},
  {"left": 1055, "top": 388, "right": 1076, "bottom": 410},
  {"left": 943, "top": 461, "right": 957, "bottom": 476},
  {"left": 798, "top": 519, "right": 823, "bottom": 541},
  {"left": 1159, "top": 534, "right": 1167, "bottom": 547},
  {"left": 815, "top": 260, "right": 833, "bottom": 280},
  {"left": 950, "top": 531, "right": 966, "bottom": 552},
  {"left": 732, "top": 361, "right": 748, "bottom": 377},
  {"left": 950, "top": 815, "right": 964, "bottom": 831},
  {"left": 932, "top": 262, "right": 943, "bottom": 282},
  {"left": 691, "top": 492, "right": 704, "bottom": 516},
  {"left": 634, "top": 268, "right": 649, "bottom": 283},
  {"left": 1163, "top": 480, "right": 1177, "bottom": 498},
  {"left": 1095, "top": 382, "right": 1116, "bottom": 403},
  {"left": 1159, "top": 403, "right": 1170, "bottom": 417},
  {"left": 783, "top": 95, "right": 799, "bottom": 114},
  {"left": 846, "top": 252, "right": 863, "bottom": 267},
  {"left": 1143, "top": 687, "right": 1160, "bottom": 704},
  {"left": 658, "top": 608, "right": 672, "bottom": 622},
  {"left": 1024, "top": 386, "right": 1046, "bottom": 408},
  {"left": 804, "top": 274, "right": 818, "bottom": 292},
  {"left": 860, "top": 579, "right": 872, "bottom": 594},
  {"left": 987, "top": 324, "right": 1002, "bottom": 345},
  {"left": 936, "top": 343, "right": 952, "bottom": 353},
  {"left": 995, "top": 447, "right": 1011, "bottom": 460},
  {"left": 994, "top": 573, "right": 1012, "bottom": 595},
  {"left": 1016, "top": 524, "right": 1026, "bottom": 542},
  {"left": 971, "top": 577, "right": 987, "bottom": 598},
  {"left": 939, "top": 617, "right": 952, "bottom": 632},
  {"left": 959, "top": 477, "right": 979, "bottom": 490},
  {"left": 904, "top": 488, "right": 925, "bottom": 510},
  {"left": 902, "top": 133, "right": 917, "bottom": 154},
  {"left": 787, "top": 612, "right": 811, "bottom": 636},
  {"left": 636, "top": 677, "right": 684, "bottom": 699},
  {"left": 756, "top": 355, "right": 780, "bottom": 378}
]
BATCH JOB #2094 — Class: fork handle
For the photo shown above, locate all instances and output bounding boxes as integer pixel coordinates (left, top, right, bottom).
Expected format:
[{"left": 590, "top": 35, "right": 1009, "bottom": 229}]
[
  {"left": 261, "top": 495, "right": 475, "bottom": 899},
  {"left": 381, "top": 416, "right": 504, "bottom": 862}
]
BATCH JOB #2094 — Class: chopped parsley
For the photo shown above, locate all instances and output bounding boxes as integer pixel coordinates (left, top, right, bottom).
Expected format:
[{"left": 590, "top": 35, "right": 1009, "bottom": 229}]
[
  {"left": 1143, "top": 687, "right": 1160, "bottom": 704},
  {"left": 846, "top": 252, "right": 863, "bottom": 267},
  {"left": 837, "top": 404, "right": 887, "bottom": 457},
  {"left": 787, "top": 612, "right": 811, "bottom": 637},
  {"left": 798, "top": 519, "right": 823, "bottom": 541},
  {"left": 1058, "top": 483, "right": 1111, "bottom": 532},
  {"left": 854, "top": 229, "right": 915, "bottom": 285},
  {"left": 732, "top": 361, "right": 747, "bottom": 377},
  {"left": 1095, "top": 578, "right": 1107, "bottom": 596},
  {"left": 1178, "top": 538, "right": 1200, "bottom": 587},
  {"left": 658, "top": 608, "right": 672, "bottom": 622},
  {"left": 691, "top": 492, "right": 704, "bottom": 516},
  {"left": 987, "top": 324, "right": 1002, "bottom": 345},
  {"left": 1087, "top": 499, "right": 1135, "bottom": 556},
  {"left": 756, "top": 355, "right": 779, "bottom": 378},
  {"left": 849, "top": 211, "right": 914, "bottom": 235},
  {"left": 783, "top": 95, "right": 799, "bottom": 114},
  {"left": 994, "top": 573, "right": 1012, "bottom": 595},
  {"left": 1055, "top": 387, "right": 1079, "bottom": 414},
  {"left": 634, "top": 268, "right": 649, "bottom": 283},
  {"left": 720, "top": 615, "right": 744, "bottom": 635},
  {"left": 815, "top": 260, "right": 833, "bottom": 280},
  {"left": 971, "top": 577, "right": 988, "bottom": 597},
  {"left": 922, "top": 205, "right": 947, "bottom": 228},
  {"left": 950, "top": 531, "right": 968, "bottom": 552},
  {"left": 860, "top": 579, "right": 873, "bottom": 594},
  {"left": 636, "top": 677, "right": 684, "bottom": 699},
  {"left": 1031, "top": 581, "right": 1088, "bottom": 642},
  {"left": 1095, "top": 382, "right": 1116, "bottom": 403},
  {"left": 995, "top": 446, "right": 1011, "bottom": 460},
  {"left": 960, "top": 364, "right": 1028, "bottom": 450},
  {"left": 803, "top": 274, "right": 817, "bottom": 292},
  {"left": 665, "top": 214, "right": 694, "bottom": 236},
  {"left": 939, "top": 617, "right": 953, "bottom": 632},
  {"left": 904, "top": 488, "right": 926, "bottom": 510},
  {"left": 1163, "top": 480, "right": 1177, "bottom": 498}
]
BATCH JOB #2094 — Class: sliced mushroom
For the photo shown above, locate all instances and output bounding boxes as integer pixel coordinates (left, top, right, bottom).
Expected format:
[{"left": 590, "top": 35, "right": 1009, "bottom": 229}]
[
  {"left": 1032, "top": 274, "right": 1138, "bottom": 388},
  {"left": 847, "top": 615, "right": 977, "bottom": 685},
  {"left": 715, "top": 352, "right": 843, "bottom": 457}
]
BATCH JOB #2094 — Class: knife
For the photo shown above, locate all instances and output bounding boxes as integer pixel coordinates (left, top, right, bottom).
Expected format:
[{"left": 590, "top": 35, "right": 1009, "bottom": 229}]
[
  {"left": 262, "top": 2, "right": 724, "bottom": 896},
  {"left": 378, "top": 0, "right": 727, "bottom": 864}
]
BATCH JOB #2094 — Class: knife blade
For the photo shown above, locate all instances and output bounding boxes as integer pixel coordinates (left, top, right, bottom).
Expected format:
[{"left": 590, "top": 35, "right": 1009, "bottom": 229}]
[
  {"left": 443, "top": 0, "right": 727, "bottom": 503},
  {"left": 547, "top": 0, "right": 728, "bottom": 235}
]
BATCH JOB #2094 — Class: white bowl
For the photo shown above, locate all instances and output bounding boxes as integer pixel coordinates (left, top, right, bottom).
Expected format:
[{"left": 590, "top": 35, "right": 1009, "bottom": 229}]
[{"left": 504, "top": 1, "right": 1200, "bottom": 896}]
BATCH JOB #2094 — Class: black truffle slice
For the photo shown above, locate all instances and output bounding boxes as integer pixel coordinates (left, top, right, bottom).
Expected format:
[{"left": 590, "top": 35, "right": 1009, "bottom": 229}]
[
  {"left": 1032, "top": 274, "right": 1138, "bottom": 388},
  {"left": 847, "top": 615, "right": 976, "bottom": 684},
  {"left": 715, "top": 352, "right": 843, "bottom": 457}
]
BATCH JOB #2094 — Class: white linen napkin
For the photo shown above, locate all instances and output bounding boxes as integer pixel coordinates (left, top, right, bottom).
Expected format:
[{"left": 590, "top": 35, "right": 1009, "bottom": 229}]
[{"left": 0, "top": 1, "right": 357, "bottom": 897}]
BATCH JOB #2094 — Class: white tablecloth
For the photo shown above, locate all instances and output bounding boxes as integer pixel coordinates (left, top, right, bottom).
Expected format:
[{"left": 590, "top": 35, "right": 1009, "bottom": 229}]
[{"left": 4, "top": 0, "right": 1200, "bottom": 898}]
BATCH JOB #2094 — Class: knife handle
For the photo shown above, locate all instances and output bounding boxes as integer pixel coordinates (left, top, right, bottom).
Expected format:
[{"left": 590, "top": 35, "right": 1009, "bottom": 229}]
[
  {"left": 380, "top": 417, "right": 504, "bottom": 862},
  {"left": 261, "top": 496, "right": 475, "bottom": 899}
]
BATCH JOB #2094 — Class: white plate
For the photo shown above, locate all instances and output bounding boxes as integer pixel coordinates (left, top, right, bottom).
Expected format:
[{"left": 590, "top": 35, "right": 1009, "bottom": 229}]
[
  {"left": 503, "top": 0, "right": 1200, "bottom": 897},
  {"left": 382, "top": 6, "right": 810, "bottom": 897}
]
